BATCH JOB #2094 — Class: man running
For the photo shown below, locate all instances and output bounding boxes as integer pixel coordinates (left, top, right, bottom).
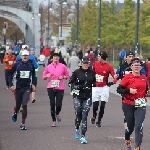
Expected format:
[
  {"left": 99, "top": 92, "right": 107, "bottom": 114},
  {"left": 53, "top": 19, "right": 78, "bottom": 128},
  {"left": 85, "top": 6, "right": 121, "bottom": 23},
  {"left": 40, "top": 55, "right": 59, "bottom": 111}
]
[
  {"left": 8, "top": 50, "right": 36, "bottom": 130},
  {"left": 91, "top": 51, "right": 117, "bottom": 127}
]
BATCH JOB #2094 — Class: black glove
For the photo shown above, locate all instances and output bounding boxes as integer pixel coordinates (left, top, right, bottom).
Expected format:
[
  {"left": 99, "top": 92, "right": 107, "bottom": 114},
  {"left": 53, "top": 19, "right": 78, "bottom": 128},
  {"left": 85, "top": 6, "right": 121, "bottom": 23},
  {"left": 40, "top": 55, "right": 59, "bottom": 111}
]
[{"left": 107, "top": 82, "right": 114, "bottom": 87}]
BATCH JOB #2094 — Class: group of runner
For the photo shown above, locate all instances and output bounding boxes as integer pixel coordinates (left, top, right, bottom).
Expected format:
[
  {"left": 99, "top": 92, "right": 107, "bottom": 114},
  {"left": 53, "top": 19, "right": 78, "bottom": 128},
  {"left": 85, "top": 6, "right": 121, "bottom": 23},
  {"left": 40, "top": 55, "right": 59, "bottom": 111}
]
[{"left": 2, "top": 45, "right": 149, "bottom": 150}]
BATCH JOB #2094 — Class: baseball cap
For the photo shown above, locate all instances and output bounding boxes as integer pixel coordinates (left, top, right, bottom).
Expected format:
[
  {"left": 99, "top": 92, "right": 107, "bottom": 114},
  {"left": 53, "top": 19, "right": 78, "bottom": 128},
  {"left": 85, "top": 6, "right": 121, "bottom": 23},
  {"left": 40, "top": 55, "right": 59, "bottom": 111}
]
[
  {"left": 21, "top": 50, "right": 29, "bottom": 56},
  {"left": 82, "top": 56, "right": 90, "bottom": 63},
  {"left": 99, "top": 51, "right": 108, "bottom": 60},
  {"left": 126, "top": 51, "right": 135, "bottom": 57}
]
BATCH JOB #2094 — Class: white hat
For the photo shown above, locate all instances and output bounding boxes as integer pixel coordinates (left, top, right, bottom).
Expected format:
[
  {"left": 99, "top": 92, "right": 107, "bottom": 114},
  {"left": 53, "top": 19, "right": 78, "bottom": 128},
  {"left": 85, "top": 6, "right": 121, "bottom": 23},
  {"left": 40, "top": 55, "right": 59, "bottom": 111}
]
[
  {"left": 22, "top": 45, "right": 29, "bottom": 49},
  {"left": 22, "top": 50, "right": 29, "bottom": 56}
]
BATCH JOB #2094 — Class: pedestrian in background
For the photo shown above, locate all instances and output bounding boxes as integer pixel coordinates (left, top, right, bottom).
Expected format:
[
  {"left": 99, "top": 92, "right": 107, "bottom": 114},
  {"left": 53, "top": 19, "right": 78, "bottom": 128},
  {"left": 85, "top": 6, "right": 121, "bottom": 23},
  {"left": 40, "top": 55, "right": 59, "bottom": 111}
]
[{"left": 119, "top": 48, "right": 126, "bottom": 65}]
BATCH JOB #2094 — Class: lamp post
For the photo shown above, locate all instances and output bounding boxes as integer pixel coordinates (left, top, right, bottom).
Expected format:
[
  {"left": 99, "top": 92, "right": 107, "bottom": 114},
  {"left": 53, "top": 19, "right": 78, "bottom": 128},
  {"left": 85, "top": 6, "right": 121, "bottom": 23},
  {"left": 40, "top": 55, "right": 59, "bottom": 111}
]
[
  {"left": 135, "top": 0, "right": 140, "bottom": 54},
  {"left": 76, "top": 0, "right": 79, "bottom": 50},
  {"left": 98, "top": 0, "right": 101, "bottom": 54},
  {"left": 47, "top": 0, "right": 50, "bottom": 46},
  {"left": 49, "top": 0, "right": 67, "bottom": 47}
]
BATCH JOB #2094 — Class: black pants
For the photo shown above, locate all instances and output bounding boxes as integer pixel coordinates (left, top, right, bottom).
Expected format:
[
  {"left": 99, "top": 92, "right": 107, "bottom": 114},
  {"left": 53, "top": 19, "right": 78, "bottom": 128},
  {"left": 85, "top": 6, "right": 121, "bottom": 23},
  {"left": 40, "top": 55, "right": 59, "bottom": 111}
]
[
  {"left": 74, "top": 98, "right": 92, "bottom": 136},
  {"left": 5, "top": 70, "right": 11, "bottom": 87},
  {"left": 93, "top": 101, "right": 106, "bottom": 122},
  {"left": 15, "top": 89, "right": 30, "bottom": 124},
  {"left": 122, "top": 103, "right": 146, "bottom": 148},
  {"left": 0, "top": 53, "right": 4, "bottom": 64},
  {"left": 47, "top": 88, "right": 64, "bottom": 121}
]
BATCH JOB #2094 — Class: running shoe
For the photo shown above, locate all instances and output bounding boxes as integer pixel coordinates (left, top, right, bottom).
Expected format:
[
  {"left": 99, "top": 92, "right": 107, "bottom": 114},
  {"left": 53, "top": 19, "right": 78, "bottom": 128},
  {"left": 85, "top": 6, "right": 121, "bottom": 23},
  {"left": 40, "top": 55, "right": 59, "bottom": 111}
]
[
  {"left": 125, "top": 140, "right": 132, "bottom": 150},
  {"left": 20, "top": 124, "right": 27, "bottom": 130},
  {"left": 96, "top": 121, "right": 101, "bottom": 127},
  {"left": 80, "top": 136, "right": 87, "bottom": 144},
  {"left": 52, "top": 121, "right": 56, "bottom": 127},
  {"left": 134, "top": 147, "right": 140, "bottom": 150},
  {"left": 90, "top": 117, "right": 96, "bottom": 124},
  {"left": 56, "top": 115, "right": 61, "bottom": 123},
  {"left": 74, "top": 128, "right": 80, "bottom": 139},
  {"left": 20, "top": 107, "right": 23, "bottom": 112},
  {"left": 32, "top": 99, "right": 36, "bottom": 103},
  {"left": 12, "top": 113, "right": 17, "bottom": 122}
]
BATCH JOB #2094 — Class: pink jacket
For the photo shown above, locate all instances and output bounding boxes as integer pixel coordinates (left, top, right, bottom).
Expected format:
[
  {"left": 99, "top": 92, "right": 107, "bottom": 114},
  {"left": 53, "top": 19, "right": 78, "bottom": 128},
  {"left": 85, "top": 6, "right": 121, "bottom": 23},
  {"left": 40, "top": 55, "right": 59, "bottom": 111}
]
[{"left": 42, "top": 62, "right": 70, "bottom": 90}]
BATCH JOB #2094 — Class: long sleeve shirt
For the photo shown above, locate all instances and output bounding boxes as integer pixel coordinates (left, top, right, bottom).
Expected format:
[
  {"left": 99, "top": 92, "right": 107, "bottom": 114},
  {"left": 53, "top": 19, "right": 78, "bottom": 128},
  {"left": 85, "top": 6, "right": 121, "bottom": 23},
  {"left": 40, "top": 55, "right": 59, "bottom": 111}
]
[
  {"left": 8, "top": 61, "right": 36, "bottom": 89},
  {"left": 42, "top": 62, "right": 70, "bottom": 90}
]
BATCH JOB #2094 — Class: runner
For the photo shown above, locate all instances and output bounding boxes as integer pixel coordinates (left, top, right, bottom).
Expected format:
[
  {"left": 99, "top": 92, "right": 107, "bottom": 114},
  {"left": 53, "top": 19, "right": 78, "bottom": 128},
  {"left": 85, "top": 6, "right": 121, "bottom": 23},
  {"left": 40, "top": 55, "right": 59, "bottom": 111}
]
[
  {"left": 42, "top": 52, "right": 70, "bottom": 127},
  {"left": 8, "top": 50, "right": 36, "bottom": 130},
  {"left": 117, "top": 58, "right": 149, "bottom": 150},
  {"left": 91, "top": 51, "right": 117, "bottom": 127},
  {"left": 116, "top": 51, "right": 146, "bottom": 130},
  {"left": 3, "top": 49, "right": 16, "bottom": 89},
  {"left": 68, "top": 56, "right": 96, "bottom": 144}
]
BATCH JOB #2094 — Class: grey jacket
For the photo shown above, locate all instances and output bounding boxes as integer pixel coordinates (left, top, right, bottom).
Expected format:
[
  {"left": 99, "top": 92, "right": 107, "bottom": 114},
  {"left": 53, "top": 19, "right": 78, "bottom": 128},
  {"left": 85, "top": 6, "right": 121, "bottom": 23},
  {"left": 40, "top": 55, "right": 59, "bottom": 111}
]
[{"left": 68, "top": 56, "right": 80, "bottom": 75}]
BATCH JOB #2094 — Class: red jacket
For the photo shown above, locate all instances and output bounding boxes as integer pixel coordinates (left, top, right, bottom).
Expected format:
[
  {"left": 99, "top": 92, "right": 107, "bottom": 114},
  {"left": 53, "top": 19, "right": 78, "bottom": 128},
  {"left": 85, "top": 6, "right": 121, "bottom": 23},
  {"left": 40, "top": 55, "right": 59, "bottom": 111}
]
[
  {"left": 146, "top": 61, "right": 150, "bottom": 78},
  {"left": 42, "top": 48, "right": 50, "bottom": 57},
  {"left": 88, "top": 53, "right": 95, "bottom": 65}
]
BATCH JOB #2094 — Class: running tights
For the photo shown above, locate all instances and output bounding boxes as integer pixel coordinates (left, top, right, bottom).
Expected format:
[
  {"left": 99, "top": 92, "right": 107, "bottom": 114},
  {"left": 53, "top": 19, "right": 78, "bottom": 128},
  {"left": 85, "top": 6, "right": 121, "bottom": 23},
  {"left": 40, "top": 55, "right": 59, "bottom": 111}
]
[
  {"left": 15, "top": 89, "right": 30, "bottom": 124},
  {"left": 47, "top": 88, "right": 64, "bottom": 121},
  {"left": 74, "top": 98, "right": 92, "bottom": 136},
  {"left": 93, "top": 101, "right": 106, "bottom": 122},
  {"left": 122, "top": 103, "right": 146, "bottom": 148}
]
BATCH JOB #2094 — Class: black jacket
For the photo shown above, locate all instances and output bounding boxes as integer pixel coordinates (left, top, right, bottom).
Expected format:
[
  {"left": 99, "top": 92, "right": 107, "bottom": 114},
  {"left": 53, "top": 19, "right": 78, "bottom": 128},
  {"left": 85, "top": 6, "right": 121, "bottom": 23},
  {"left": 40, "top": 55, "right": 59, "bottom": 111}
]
[
  {"left": 8, "top": 61, "right": 36, "bottom": 89},
  {"left": 69, "top": 67, "right": 96, "bottom": 99}
]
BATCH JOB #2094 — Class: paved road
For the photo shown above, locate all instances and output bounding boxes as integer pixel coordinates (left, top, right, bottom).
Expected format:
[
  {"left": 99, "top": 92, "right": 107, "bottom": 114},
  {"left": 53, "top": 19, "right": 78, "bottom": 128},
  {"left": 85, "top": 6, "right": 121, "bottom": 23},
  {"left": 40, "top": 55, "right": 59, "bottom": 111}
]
[{"left": 0, "top": 66, "right": 150, "bottom": 150}]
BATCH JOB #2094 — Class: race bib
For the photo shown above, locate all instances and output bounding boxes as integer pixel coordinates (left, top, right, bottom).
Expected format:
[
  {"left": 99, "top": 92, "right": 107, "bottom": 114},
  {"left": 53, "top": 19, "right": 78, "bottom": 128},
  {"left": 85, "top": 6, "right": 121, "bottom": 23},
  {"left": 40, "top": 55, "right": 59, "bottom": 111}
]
[
  {"left": 15, "top": 51, "right": 18, "bottom": 54},
  {"left": 20, "top": 71, "right": 30, "bottom": 78},
  {"left": 0, "top": 51, "right": 4, "bottom": 53},
  {"left": 96, "top": 74, "right": 104, "bottom": 82},
  {"left": 51, "top": 80, "right": 60, "bottom": 88},
  {"left": 125, "top": 71, "right": 131, "bottom": 74},
  {"left": 72, "top": 89, "right": 80, "bottom": 95},
  {"left": 8, "top": 61, "right": 13, "bottom": 65},
  {"left": 135, "top": 98, "right": 146, "bottom": 107}
]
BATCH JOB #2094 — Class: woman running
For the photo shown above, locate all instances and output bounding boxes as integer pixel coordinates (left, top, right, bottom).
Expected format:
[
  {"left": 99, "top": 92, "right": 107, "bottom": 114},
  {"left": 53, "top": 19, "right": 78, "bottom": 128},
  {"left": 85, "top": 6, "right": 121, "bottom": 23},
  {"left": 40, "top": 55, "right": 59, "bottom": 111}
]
[
  {"left": 68, "top": 56, "right": 96, "bottom": 144},
  {"left": 43, "top": 52, "right": 70, "bottom": 127},
  {"left": 117, "top": 58, "right": 149, "bottom": 150}
]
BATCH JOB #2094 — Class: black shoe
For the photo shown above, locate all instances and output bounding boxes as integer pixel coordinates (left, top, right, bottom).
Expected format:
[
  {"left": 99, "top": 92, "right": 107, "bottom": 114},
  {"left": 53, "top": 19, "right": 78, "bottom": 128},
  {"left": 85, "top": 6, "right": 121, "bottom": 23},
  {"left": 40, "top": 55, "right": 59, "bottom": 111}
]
[
  {"left": 90, "top": 117, "right": 96, "bottom": 124},
  {"left": 32, "top": 99, "right": 36, "bottom": 103},
  {"left": 96, "top": 121, "right": 101, "bottom": 127}
]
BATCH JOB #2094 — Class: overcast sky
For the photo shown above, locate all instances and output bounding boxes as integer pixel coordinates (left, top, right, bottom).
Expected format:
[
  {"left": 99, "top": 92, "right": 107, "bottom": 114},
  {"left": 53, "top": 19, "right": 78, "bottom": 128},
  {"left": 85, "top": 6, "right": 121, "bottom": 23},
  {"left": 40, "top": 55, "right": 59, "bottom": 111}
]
[{"left": 39, "top": 0, "right": 143, "bottom": 5}]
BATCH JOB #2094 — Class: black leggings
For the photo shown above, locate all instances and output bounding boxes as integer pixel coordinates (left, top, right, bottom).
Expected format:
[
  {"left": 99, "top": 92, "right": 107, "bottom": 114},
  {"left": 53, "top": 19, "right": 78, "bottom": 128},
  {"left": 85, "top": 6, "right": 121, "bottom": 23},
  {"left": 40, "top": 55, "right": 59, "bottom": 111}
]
[
  {"left": 47, "top": 88, "right": 64, "bottom": 121},
  {"left": 15, "top": 89, "right": 30, "bottom": 124},
  {"left": 122, "top": 103, "right": 146, "bottom": 148},
  {"left": 74, "top": 98, "right": 92, "bottom": 136},
  {"left": 93, "top": 101, "right": 106, "bottom": 122}
]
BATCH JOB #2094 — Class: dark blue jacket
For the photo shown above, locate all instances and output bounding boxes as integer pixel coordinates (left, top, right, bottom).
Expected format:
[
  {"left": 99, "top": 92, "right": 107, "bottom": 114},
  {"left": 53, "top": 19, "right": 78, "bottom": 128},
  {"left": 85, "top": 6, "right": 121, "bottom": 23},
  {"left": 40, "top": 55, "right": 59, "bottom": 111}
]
[{"left": 8, "top": 61, "right": 36, "bottom": 89}]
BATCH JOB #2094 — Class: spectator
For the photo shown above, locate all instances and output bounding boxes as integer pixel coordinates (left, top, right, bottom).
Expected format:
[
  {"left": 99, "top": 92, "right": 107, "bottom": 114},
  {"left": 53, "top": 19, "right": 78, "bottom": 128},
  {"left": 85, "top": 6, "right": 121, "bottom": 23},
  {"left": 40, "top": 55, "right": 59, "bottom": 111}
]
[
  {"left": 42, "top": 45, "right": 51, "bottom": 67},
  {"left": 77, "top": 49, "right": 83, "bottom": 61},
  {"left": 119, "top": 49, "right": 126, "bottom": 65}
]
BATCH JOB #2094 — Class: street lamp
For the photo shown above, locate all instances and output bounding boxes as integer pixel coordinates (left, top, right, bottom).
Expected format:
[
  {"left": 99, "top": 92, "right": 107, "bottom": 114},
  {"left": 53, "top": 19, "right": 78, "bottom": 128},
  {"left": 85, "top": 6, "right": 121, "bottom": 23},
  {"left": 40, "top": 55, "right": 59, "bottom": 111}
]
[
  {"left": 135, "top": 0, "right": 140, "bottom": 54},
  {"left": 49, "top": 0, "right": 68, "bottom": 47},
  {"left": 98, "top": 0, "right": 102, "bottom": 54},
  {"left": 76, "top": 0, "right": 79, "bottom": 50}
]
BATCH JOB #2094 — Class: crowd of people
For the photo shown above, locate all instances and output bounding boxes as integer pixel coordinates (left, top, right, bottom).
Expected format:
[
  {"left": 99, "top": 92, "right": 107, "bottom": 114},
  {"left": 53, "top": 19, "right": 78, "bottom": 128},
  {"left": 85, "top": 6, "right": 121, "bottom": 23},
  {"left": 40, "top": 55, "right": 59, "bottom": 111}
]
[{"left": 1, "top": 43, "right": 150, "bottom": 150}]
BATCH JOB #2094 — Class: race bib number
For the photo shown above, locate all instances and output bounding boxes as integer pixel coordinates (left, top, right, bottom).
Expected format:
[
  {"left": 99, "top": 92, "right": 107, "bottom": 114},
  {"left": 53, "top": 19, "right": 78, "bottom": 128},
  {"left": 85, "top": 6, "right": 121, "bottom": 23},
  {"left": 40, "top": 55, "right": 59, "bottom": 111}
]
[
  {"left": 72, "top": 89, "right": 80, "bottom": 95},
  {"left": 0, "top": 51, "right": 4, "bottom": 53},
  {"left": 135, "top": 98, "right": 146, "bottom": 107},
  {"left": 125, "top": 71, "right": 131, "bottom": 74},
  {"left": 96, "top": 74, "right": 104, "bottom": 82},
  {"left": 8, "top": 61, "right": 13, "bottom": 65},
  {"left": 20, "top": 71, "right": 30, "bottom": 78},
  {"left": 51, "top": 80, "right": 60, "bottom": 88}
]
